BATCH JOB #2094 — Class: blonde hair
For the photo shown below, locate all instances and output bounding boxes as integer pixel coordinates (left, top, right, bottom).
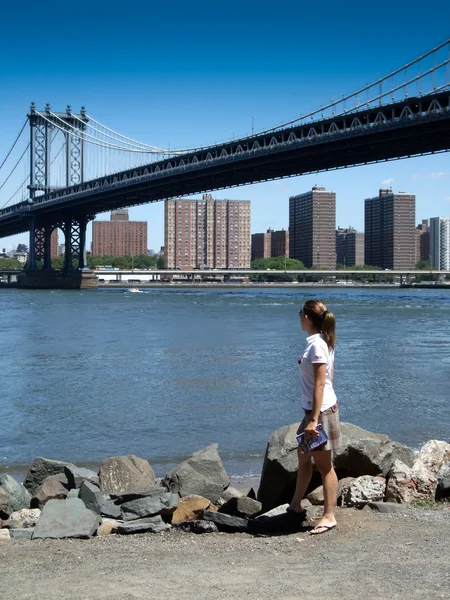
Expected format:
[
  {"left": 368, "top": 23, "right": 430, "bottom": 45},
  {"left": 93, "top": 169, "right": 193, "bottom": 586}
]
[{"left": 302, "top": 299, "right": 336, "bottom": 351}]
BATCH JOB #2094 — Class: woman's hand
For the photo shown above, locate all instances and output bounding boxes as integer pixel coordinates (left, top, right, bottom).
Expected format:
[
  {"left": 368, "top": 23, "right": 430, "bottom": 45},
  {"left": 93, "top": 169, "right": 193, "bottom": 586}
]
[{"left": 304, "top": 419, "right": 319, "bottom": 437}]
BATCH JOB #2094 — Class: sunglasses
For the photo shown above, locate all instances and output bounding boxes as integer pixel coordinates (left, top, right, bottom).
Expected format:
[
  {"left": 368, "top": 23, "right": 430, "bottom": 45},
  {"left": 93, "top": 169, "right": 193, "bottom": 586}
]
[{"left": 299, "top": 309, "right": 303, "bottom": 316}]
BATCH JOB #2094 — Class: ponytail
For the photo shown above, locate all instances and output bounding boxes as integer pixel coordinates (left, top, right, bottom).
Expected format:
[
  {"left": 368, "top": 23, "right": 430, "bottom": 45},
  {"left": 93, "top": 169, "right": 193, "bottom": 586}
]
[{"left": 321, "top": 310, "right": 336, "bottom": 351}]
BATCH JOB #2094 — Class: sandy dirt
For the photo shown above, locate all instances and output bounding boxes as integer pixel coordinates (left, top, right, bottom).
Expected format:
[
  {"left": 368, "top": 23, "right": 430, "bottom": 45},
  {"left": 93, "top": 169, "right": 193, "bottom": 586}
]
[{"left": 1, "top": 506, "right": 449, "bottom": 600}]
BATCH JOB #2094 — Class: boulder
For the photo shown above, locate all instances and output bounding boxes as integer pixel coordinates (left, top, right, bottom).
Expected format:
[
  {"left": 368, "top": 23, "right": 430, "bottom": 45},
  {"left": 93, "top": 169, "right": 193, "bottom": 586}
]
[
  {"left": 203, "top": 510, "right": 248, "bottom": 532},
  {"left": 64, "top": 466, "right": 99, "bottom": 489},
  {"left": 174, "top": 520, "right": 219, "bottom": 534},
  {"left": 219, "top": 496, "right": 262, "bottom": 518},
  {"left": 98, "top": 455, "right": 156, "bottom": 496},
  {"left": 162, "top": 444, "right": 230, "bottom": 504},
  {"left": 385, "top": 459, "right": 437, "bottom": 503},
  {"left": 10, "top": 528, "right": 34, "bottom": 540},
  {"left": 97, "top": 518, "right": 121, "bottom": 536},
  {"left": 33, "top": 498, "right": 101, "bottom": 539},
  {"left": 0, "top": 487, "right": 12, "bottom": 519},
  {"left": 334, "top": 423, "right": 414, "bottom": 478},
  {"left": 436, "top": 461, "right": 450, "bottom": 500},
  {"left": 307, "top": 477, "right": 354, "bottom": 506},
  {"left": 109, "top": 486, "right": 168, "bottom": 504},
  {"left": 171, "top": 495, "right": 216, "bottom": 524},
  {"left": 116, "top": 515, "right": 170, "bottom": 534},
  {"left": 0, "top": 474, "right": 31, "bottom": 512},
  {"left": 217, "top": 486, "right": 243, "bottom": 506},
  {"left": 24, "top": 457, "right": 76, "bottom": 496},
  {"left": 413, "top": 441, "right": 450, "bottom": 477},
  {"left": 257, "top": 421, "right": 414, "bottom": 512},
  {"left": 79, "top": 481, "right": 121, "bottom": 519},
  {"left": 8, "top": 508, "right": 41, "bottom": 528},
  {"left": 257, "top": 423, "right": 302, "bottom": 511},
  {"left": 0, "top": 529, "right": 11, "bottom": 541},
  {"left": 31, "top": 477, "right": 69, "bottom": 508},
  {"left": 120, "top": 491, "right": 178, "bottom": 521},
  {"left": 341, "top": 476, "right": 386, "bottom": 508},
  {"left": 2, "top": 519, "right": 22, "bottom": 529}
]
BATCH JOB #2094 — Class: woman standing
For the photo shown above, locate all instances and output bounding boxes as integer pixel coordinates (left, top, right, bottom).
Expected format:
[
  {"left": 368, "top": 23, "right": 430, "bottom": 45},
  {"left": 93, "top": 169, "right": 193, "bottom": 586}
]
[{"left": 289, "top": 299, "right": 340, "bottom": 535}]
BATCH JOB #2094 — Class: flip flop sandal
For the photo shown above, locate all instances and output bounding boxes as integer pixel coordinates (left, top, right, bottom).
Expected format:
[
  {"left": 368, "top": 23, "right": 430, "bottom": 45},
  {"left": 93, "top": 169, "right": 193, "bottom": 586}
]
[{"left": 309, "top": 524, "right": 336, "bottom": 535}]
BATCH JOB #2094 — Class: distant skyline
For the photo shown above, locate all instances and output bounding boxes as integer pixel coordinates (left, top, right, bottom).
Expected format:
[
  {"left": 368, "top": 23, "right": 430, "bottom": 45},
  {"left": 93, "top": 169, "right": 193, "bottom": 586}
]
[{"left": 1, "top": 1, "right": 449, "bottom": 251}]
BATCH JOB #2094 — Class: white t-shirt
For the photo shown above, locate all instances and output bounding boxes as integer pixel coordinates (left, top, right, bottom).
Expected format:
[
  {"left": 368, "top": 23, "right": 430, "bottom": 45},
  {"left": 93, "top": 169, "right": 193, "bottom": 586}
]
[{"left": 299, "top": 333, "right": 337, "bottom": 412}]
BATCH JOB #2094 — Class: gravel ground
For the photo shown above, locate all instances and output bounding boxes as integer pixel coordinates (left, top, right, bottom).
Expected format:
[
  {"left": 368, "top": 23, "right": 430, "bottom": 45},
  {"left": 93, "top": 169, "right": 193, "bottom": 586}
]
[{"left": 1, "top": 506, "right": 449, "bottom": 600}]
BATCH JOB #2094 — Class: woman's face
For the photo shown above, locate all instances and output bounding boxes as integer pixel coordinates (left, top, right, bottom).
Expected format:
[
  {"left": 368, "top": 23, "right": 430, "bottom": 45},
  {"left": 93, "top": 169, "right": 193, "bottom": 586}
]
[{"left": 299, "top": 307, "right": 307, "bottom": 331}]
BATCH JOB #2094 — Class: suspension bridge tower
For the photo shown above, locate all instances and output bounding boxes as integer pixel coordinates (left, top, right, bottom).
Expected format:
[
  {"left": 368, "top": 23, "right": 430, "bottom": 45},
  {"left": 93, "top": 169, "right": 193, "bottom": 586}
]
[{"left": 19, "top": 103, "right": 97, "bottom": 288}]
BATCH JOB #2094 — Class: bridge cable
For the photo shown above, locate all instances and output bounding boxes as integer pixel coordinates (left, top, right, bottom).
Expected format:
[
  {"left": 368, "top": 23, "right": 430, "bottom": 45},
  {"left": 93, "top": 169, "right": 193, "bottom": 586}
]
[
  {"left": 252, "top": 38, "right": 450, "bottom": 135},
  {"left": 72, "top": 113, "right": 168, "bottom": 152},
  {"left": 0, "top": 143, "right": 30, "bottom": 192},
  {"left": 35, "top": 110, "right": 158, "bottom": 153},
  {"left": 0, "top": 120, "right": 27, "bottom": 172}
]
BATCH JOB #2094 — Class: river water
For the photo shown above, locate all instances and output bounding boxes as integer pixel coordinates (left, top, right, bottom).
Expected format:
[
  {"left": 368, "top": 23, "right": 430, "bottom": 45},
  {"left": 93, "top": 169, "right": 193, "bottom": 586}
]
[{"left": 1, "top": 286, "right": 449, "bottom": 480}]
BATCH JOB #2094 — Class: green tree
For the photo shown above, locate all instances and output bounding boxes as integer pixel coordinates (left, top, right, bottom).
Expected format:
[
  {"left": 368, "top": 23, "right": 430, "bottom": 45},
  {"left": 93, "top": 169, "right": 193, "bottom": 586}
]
[
  {"left": 0, "top": 258, "right": 23, "bottom": 271},
  {"left": 157, "top": 255, "right": 165, "bottom": 269},
  {"left": 415, "top": 259, "right": 430, "bottom": 270},
  {"left": 250, "top": 256, "right": 305, "bottom": 281}
]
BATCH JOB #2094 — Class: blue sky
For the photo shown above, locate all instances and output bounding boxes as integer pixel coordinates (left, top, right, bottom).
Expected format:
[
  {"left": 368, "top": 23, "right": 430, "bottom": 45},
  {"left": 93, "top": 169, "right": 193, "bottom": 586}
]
[{"left": 1, "top": 1, "right": 449, "bottom": 251}]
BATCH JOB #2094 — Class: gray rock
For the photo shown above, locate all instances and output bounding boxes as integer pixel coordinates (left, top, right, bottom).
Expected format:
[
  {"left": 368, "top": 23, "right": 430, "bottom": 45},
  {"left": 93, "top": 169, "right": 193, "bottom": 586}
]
[
  {"left": 64, "top": 466, "right": 99, "bottom": 489},
  {"left": 255, "top": 503, "right": 290, "bottom": 519},
  {"left": 31, "top": 477, "right": 69, "bottom": 508},
  {"left": 386, "top": 459, "right": 438, "bottom": 503},
  {"left": 3, "top": 519, "right": 22, "bottom": 529},
  {"left": 257, "top": 421, "right": 414, "bottom": 512},
  {"left": 203, "top": 510, "right": 248, "bottom": 532},
  {"left": 308, "top": 477, "right": 355, "bottom": 506},
  {"left": 0, "top": 474, "right": 31, "bottom": 512},
  {"left": 33, "top": 498, "right": 101, "bottom": 539},
  {"left": 367, "top": 501, "right": 408, "bottom": 513},
  {"left": 162, "top": 444, "right": 230, "bottom": 504},
  {"left": 110, "top": 486, "right": 168, "bottom": 503},
  {"left": 342, "top": 476, "right": 386, "bottom": 508},
  {"left": 116, "top": 515, "right": 170, "bottom": 534},
  {"left": 219, "top": 496, "right": 262, "bottom": 518},
  {"left": 98, "top": 455, "right": 156, "bottom": 496},
  {"left": 334, "top": 423, "right": 415, "bottom": 478},
  {"left": 67, "top": 489, "right": 79, "bottom": 499},
  {"left": 10, "top": 528, "right": 34, "bottom": 540},
  {"left": 24, "top": 457, "right": 76, "bottom": 496},
  {"left": 0, "top": 486, "right": 12, "bottom": 518},
  {"left": 217, "top": 486, "right": 243, "bottom": 506},
  {"left": 174, "top": 520, "right": 219, "bottom": 534},
  {"left": 120, "top": 491, "right": 178, "bottom": 521},
  {"left": 257, "top": 422, "right": 300, "bottom": 512},
  {"left": 79, "top": 481, "right": 121, "bottom": 519},
  {"left": 437, "top": 461, "right": 450, "bottom": 499}
]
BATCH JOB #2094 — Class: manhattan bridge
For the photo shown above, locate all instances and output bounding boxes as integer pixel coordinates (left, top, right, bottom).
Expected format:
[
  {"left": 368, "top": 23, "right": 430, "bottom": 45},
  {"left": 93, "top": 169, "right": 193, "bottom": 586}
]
[{"left": 0, "top": 39, "right": 449, "bottom": 286}]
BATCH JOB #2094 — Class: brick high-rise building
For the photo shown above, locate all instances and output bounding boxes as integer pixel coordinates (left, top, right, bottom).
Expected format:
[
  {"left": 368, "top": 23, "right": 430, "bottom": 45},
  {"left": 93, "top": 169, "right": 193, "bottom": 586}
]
[
  {"left": 289, "top": 186, "right": 336, "bottom": 268},
  {"left": 91, "top": 210, "right": 147, "bottom": 256},
  {"left": 164, "top": 194, "right": 251, "bottom": 269},
  {"left": 251, "top": 228, "right": 289, "bottom": 261},
  {"left": 364, "top": 189, "right": 416, "bottom": 269},
  {"left": 50, "top": 229, "right": 58, "bottom": 258},
  {"left": 430, "top": 217, "right": 450, "bottom": 270},
  {"left": 336, "top": 227, "right": 364, "bottom": 267},
  {"left": 415, "top": 219, "right": 430, "bottom": 264}
]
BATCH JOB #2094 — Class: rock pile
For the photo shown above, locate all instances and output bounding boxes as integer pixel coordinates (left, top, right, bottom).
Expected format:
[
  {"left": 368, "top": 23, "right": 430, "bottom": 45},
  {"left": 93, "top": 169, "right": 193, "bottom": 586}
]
[{"left": 0, "top": 426, "right": 448, "bottom": 541}]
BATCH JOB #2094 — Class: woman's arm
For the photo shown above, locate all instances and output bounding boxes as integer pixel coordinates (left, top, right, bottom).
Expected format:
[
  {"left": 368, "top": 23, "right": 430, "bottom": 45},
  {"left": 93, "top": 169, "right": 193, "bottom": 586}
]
[{"left": 304, "top": 362, "right": 326, "bottom": 436}]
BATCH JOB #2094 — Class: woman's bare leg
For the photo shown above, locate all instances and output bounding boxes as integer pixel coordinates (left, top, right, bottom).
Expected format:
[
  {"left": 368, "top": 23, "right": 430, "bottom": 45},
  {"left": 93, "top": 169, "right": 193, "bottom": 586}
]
[
  {"left": 309, "top": 450, "right": 338, "bottom": 534},
  {"left": 289, "top": 451, "right": 313, "bottom": 513}
]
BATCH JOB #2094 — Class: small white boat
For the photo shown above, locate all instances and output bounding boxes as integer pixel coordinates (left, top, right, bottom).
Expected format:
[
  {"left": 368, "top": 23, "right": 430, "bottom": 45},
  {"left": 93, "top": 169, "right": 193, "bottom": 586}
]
[{"left": 129, "top": 287, "right": 143, "bottom": 293}]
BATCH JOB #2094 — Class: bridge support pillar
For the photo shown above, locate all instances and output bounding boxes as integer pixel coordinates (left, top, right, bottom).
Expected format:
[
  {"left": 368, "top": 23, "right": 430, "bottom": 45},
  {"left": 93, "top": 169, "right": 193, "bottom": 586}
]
[
  {"left": 28, "top": 217, "right": 38, "bottom": 270},
  {"left": 63, "top": 219, "right": 75, "bottom": 272}
]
